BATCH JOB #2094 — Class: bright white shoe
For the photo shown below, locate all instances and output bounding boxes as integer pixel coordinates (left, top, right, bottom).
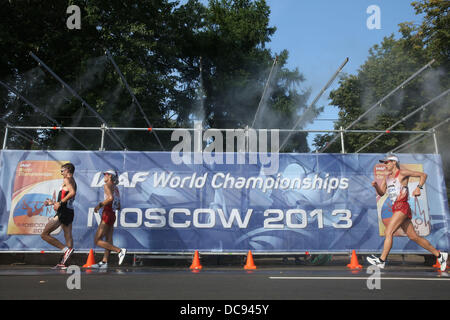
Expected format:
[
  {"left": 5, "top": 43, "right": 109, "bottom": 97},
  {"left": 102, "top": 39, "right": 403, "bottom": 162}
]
[
  {"left": 118, "top": 248, "right": 127, "bottom": 266},
  {"left": 438, "top": 252, "right": 448, "bottom": 272},
  {"left": 366, "top": 255, "right": 385, "bottom": 269},
  {"left": 90, "top": 261, "right": 108, "bottom": 269}
]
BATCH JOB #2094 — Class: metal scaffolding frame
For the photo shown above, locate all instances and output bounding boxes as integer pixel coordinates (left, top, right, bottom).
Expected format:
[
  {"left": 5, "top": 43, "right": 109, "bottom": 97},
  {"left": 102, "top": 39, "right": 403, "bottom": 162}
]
[
  {"left": 29, "top": 51, "right": 128, "bottom": 150},
  {"left": 355, "top": 87, "right": 450, "bottom": 153},
  {"left": 0, "top": 54, "right": 445, "bottom": 155},
  {"left": 278, "top": 57, "right": 349, "bottom": 152},
  {"left": 319, "top": 59, "right": 436, "bottom": 153},
  {"left": 105, "top": 49, "right": 166, "bottom": 151},
  {"left": 0, "top": 79, "right": 89, "bottom": 150},
  {"left": 1, "top": 124, "right": 441, "bottom": 154},
  {"left": 389, "top": 116, "right": 450, "bottom": 154},
  {"left": 251, "top": 56, "right": 278, "bottom": 128}
]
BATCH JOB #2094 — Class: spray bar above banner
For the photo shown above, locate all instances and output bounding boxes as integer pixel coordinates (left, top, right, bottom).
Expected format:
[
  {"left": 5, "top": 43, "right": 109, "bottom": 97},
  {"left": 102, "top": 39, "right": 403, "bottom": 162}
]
[{"left": 0, "top": 150, "right": 448, "bottom": 253}]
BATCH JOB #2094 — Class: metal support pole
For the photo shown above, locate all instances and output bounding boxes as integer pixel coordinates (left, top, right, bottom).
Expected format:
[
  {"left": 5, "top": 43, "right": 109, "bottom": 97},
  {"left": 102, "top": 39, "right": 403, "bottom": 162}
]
[
  {"left": 105, "top": 49, "right": 165, "bottom": 151},
  {"left": 432, "top": 129, "right": 439, "bottom": 154},
  {"left": 279, "top": 57, "right": 349, "bottom": 152},
  {"left": 355, "top": 87, "right": 450, "bottom": 153},
  {"left": 252, "top": 56, "right": 278, "bottom": 128},
  {"left": 29, "top": 52, "right": 126, "bottom": 150},
  {"left": 389, "top": 117, "right": 449, "bottom": 153},
  {"left": 0, "top": 80, "right": 89, "bottom": 150},
  {"left": 2, "top": 125, "right": 8, "bottom": 149},
  {"left": 340, "top": 126, "right": 345, "bottom": 154},
  {"left": 320, "top": 59, "right": 436, "bottom": 153},
  {"left": 100, "top": 124, "right": 106, "bottom": 151}
]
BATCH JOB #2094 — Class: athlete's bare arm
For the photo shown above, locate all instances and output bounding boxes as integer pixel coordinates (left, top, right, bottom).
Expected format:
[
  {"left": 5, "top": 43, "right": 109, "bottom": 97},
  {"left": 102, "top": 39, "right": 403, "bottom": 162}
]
[
  {"left": 399, "top": 168, "right": 427, "bottom": 197},
  {"left": 372, "top": 178, "right": 387, "bottom": 197},
  {"left": 94, "top": 183, "right": 114, "bottom": 213}
]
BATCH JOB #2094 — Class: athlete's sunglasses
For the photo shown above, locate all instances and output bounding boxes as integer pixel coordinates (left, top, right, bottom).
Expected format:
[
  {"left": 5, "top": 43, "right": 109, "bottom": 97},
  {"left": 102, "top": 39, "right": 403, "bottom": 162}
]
[{"left": 383, "top": 160, "right": 393, "bottom": 164}]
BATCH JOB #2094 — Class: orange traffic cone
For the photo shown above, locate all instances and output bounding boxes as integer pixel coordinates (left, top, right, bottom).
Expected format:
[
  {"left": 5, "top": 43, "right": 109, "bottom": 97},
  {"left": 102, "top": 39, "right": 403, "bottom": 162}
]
[
  {"left": 244, "top": 250, "right": 257, "bottom": 270},
  {"left": 432, "top": 256, "right": 449, "bottom": 270},
  {"left": 432, "top": 257, "right": 440, "bottom": 268},
  {"left": 347, "top": 250, "right": 362, "bottom": 269},
  {"left": 189, "top": 250, "right": 203, "bottom": 270},
  {"left": 82, "top": 249, "right": 96, "bottom": 268}
]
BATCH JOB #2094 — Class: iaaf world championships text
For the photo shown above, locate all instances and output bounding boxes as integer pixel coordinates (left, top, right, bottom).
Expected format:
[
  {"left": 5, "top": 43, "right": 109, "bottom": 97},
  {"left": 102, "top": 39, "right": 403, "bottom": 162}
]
[{"left": 90, "top": 171, "right": 350, "bottom": 194}]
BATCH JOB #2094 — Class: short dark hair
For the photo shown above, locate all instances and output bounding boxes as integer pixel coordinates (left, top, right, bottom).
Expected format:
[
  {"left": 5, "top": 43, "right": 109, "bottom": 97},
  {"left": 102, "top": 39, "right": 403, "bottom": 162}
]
[{"left": 61, "top": 162, "right": 75, "bottom": 174}]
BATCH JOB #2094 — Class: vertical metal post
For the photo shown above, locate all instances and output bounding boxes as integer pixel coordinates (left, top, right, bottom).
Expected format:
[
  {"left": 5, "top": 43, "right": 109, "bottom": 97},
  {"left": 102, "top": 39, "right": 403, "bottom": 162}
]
[
  {"left": 100, "top": 124, "right": 106, "bottom": 151},
  {"left": 432, "top": 129, "right": 439, "bottom": 154},
  {"left": 245, "top": 125, "right": 249, "bottom": 153},
  {"left": 2, "top": 125, "right": 8, "bottom": 149},
  {"left": 340, "top": 126, "right": 345, "bottom": 154}
]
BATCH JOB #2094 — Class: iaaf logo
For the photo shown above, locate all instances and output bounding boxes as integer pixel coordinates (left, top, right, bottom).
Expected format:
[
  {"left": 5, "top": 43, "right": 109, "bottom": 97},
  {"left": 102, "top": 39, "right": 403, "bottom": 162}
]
[
  {"left": 171, "top": 122, "right": 280, "bottom": 175},
  {"left": 91, "top": 171, "right": 149, "bottom": 188}
]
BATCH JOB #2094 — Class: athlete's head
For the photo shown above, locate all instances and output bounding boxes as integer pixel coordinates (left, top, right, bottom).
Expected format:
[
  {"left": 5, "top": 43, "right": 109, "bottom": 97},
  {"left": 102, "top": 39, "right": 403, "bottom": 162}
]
[
  {"left": 103, "top": 169, "right": 119, "bottom": 185},
  {"left": 379, "top": 154, "right": 400, "bottom": 170},
  {"left": 61, "top": 163, "right": 75, "bottom": 175}
]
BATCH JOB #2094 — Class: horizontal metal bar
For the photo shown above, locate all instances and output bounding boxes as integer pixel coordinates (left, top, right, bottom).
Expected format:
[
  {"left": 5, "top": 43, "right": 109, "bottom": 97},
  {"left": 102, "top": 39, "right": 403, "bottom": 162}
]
[
  {"left": 0, "top": 250, "right": 431, "bottom": 255},
  {"left": 3, "top": 126, "right": 432, "bottom": 134},
  {"left": 355, "top": 87, "right": 450, "bottom": 153},
  {"left": 390, "top": 116, "right": 450, "bottom": 153}
]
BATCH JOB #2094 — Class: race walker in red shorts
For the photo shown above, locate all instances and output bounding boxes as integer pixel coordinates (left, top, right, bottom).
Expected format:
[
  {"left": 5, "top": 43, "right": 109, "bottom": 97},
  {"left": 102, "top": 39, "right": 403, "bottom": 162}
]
[
  {"left": 92, "top": 170, "right": 126, "bottom": 268},
  {"left": 367, "top": 155, "right": 447, "bottom": 271}
]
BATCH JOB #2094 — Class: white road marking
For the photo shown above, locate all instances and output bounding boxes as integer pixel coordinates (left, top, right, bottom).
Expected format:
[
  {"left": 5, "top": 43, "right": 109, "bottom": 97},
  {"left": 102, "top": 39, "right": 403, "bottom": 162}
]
[{"left": 269, "top": 276, "right": 450, "bottom": 281}]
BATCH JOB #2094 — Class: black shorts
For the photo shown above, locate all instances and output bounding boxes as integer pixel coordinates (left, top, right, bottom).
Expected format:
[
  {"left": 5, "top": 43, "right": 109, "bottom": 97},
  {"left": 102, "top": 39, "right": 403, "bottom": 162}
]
[{"left": 55, "top": 208, "right": 74, "bottom": 226}]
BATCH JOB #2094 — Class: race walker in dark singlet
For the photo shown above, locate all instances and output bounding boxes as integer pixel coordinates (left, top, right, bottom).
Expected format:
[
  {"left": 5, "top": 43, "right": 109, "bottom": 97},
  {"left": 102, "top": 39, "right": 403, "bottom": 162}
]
[{"left": 41, "top": 162, "right": 77, "bottom": 269}]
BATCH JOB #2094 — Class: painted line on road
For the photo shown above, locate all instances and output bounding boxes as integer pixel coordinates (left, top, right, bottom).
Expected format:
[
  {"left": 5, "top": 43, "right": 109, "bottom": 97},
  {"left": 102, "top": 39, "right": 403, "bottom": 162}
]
[{"left": 269, "top": 276, "right": 450, "bottom": 281}]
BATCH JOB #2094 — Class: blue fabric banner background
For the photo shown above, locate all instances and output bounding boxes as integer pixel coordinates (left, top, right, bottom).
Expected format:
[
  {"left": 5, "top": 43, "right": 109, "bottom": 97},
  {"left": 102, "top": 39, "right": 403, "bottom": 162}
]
[{"left": 0, "top": 150, "right": 448, "bottom": 253}]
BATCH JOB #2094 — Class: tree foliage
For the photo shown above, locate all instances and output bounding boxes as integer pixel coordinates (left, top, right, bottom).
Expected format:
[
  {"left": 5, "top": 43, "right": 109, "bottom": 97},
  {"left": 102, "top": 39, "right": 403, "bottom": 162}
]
[
  {"left": 313, "top": 0, "right": 449, "bottom": 196},
  {"left": 0, "top": 0, "right": 315, "bottom": 152}
]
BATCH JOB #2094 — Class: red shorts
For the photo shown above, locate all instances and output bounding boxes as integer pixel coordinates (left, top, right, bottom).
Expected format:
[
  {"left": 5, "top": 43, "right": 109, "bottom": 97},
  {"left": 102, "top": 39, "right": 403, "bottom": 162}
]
[
  {"left": 392, "top": 200, "right": 412, "bottom": 219},
  {"left": 101, "top": 207, "right": 116, "bottom": 226}
]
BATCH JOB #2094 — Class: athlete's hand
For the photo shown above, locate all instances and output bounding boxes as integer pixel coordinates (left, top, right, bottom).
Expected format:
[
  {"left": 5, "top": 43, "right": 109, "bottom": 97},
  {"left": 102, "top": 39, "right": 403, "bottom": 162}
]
[
  {"left": 94, "top": 205, "right": 100, "bottom": 213},
  {"left": 44, "top": 199, "right": 52, "bottom": 206},
  {"left": 53, "top": 201, "right": 61, "bottom": 211},
  {"left": 412, "top": 187, "right": 421, "bottom": 197},
  {"left": 371, "top": 181, "right": 378, "bottom": 188}
]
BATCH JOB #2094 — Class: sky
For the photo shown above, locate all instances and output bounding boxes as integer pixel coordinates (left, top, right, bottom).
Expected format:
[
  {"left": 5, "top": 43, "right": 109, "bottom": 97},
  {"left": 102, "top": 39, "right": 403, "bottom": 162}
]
[{"left": 264, "top": 0, "right": 424, "bottom": 150}]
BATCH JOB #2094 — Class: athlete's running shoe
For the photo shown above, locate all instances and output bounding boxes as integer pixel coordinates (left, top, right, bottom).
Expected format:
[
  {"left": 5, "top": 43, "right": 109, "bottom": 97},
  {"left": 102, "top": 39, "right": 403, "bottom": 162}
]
[
  {"left": 438, "top": 252, "right": 448, "bottom": 272},
  {"left": 90, "top": 261, "right": 108, "bottom": 269},
  {"left": 366, "top": 255, "right": 385, "bottom": 269},
  {"left": 118, "top": 248, "right": 127, "bottom": 266},
  {"left": 61, "top": 248, "right": 74, "bottom": 265}
]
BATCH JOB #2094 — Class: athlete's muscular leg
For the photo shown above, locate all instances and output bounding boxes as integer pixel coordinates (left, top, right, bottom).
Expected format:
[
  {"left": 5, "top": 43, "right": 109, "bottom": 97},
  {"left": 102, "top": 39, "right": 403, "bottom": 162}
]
[
  {"left": 380, "top": 211, "right": 407, "bottom": 261},
  {"left": 61, "top": 223, "right": 73, "bottom": 249},
  {"left": 41, "top": 216, "right": 65, "bottom": 250},
  {"left": 94, "top": 222, "right": 121, "bottom": 254},
  {"left": 401, "top": 219, "right": 440, "bottom": 257},
  {"left": 101, "top": 224, "right": 114, "bottom": 263}
]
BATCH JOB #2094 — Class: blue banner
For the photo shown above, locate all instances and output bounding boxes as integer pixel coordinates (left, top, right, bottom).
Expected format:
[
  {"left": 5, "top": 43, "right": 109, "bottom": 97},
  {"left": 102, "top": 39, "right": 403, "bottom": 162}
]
[{"left": 0, "top": 150, "right": 448, "bottom": 253}]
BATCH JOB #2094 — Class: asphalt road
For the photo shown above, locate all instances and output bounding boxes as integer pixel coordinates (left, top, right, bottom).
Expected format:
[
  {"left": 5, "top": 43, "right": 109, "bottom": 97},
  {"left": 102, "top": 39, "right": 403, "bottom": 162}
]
[{"left": 0, "top": 264, "right": 448, "bottom": 301}]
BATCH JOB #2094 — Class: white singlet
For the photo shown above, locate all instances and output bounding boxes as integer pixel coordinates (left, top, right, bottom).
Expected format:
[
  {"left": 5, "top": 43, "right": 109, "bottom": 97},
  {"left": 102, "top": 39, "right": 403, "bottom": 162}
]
[
  {"left": 104, "top": 186, "right": 120, "bottom": 211},
  {"left": 386, "top": 171, "right": 408, "bottom": 203}
]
